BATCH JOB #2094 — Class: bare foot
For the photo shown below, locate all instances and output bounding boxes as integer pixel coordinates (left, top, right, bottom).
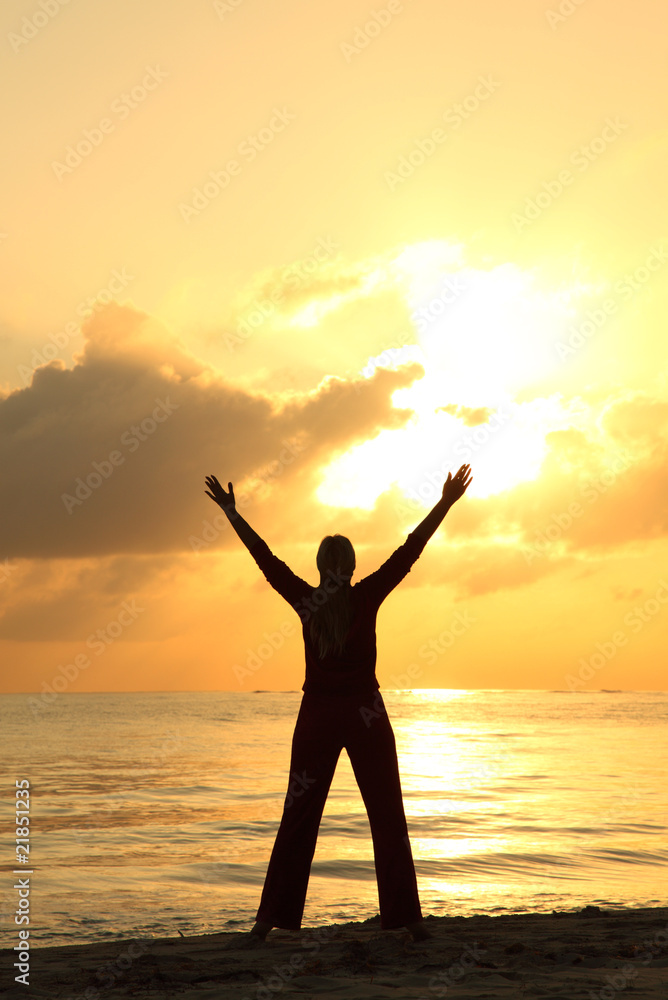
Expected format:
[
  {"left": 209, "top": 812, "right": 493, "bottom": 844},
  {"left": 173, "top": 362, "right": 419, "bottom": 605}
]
[
  {"left": 406, "top": 920, "right": 432, "bottom": 942},
  {"left": 250, "top": 920, "right": 272, "bottom": 941}
]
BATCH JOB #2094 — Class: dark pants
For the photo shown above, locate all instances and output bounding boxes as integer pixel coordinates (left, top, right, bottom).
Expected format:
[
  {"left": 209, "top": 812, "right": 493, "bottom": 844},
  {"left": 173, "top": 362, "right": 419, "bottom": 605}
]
[{"left": 255, "top": 688, "right": 422, "bottom": 930}]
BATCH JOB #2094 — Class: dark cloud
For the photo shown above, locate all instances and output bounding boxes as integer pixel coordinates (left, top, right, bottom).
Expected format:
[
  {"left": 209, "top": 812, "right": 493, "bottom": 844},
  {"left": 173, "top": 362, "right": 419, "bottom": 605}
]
[{"left": 0, "top": 302, "right": 424, "bottom": 559}]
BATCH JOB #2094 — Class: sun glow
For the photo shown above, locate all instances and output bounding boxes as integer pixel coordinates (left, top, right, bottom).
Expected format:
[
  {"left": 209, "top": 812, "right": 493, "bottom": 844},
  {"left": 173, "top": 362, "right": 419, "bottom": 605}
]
[
  {"left": 316, "top": 251, "right": 584, "bottom": 509},
  {"left": 405, "top": 259, "right": 581, "bottom": 405},
  {"left": 315, "top": 389, "right": 567, "bottom": 507}
]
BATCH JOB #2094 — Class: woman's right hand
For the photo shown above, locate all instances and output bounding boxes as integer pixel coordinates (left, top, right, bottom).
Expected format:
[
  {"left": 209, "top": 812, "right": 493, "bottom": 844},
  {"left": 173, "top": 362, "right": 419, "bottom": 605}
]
[{"left": 205, "top": 475, "right": 236, "bottom": 512}]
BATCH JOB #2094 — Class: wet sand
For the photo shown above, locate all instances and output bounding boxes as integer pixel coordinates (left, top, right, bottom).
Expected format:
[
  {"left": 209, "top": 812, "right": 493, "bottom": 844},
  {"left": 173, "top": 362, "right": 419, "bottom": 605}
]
[{"left": 3, "top": 905, "right": 667, "bottom": 999}]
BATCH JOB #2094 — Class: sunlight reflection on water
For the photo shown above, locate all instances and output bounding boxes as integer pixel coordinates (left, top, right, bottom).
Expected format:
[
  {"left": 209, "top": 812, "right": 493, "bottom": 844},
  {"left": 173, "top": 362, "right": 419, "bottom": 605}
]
[{"left": 1, "top": 688, "right": 666, "bottom": 946}]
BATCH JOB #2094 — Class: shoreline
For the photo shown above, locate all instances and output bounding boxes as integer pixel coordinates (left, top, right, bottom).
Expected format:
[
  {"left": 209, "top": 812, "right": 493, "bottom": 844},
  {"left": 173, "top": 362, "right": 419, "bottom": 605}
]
[{"left": 2, "top": 905, "right": 668, "bottom": 998}]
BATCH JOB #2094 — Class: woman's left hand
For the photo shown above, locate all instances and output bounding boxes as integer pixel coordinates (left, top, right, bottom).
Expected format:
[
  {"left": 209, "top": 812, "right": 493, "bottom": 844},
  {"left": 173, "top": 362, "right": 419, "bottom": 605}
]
[{"left": 441, "top": 464, "right": 472, "bottom": 505}]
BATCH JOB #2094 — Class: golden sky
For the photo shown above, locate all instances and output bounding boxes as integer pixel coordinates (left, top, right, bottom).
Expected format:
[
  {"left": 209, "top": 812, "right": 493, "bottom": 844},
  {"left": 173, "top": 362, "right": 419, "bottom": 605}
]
[{"left": 1, "top": 0, "right": 667, "bottom": 695}]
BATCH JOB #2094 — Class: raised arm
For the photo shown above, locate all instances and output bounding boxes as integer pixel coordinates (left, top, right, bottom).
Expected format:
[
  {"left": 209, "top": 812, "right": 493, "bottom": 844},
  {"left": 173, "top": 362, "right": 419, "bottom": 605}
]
[
  {"left": 204, "top": 475, "right": 263, "bottom": 551},
  {"left": 412, "top": 464, "right": 472, "bottom": 544}
]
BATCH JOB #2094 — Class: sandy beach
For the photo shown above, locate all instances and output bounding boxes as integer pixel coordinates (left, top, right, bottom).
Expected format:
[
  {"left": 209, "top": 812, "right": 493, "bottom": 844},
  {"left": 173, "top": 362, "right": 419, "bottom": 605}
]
[{"left": 3, "top": 906, "right": 667, "bottom": 999}]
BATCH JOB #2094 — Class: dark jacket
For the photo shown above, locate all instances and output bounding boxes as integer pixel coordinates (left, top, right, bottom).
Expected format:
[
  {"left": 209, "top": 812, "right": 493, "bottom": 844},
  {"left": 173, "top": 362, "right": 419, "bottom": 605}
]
[{"left": 249, "top": 531, "right": 427, "bottom": 695}]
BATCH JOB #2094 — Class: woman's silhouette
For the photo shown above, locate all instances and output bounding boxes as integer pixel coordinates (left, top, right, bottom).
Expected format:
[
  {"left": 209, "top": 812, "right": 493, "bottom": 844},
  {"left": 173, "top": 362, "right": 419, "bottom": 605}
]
[{"left": 205, "top": 463, "right": 472, "bottom": 942}]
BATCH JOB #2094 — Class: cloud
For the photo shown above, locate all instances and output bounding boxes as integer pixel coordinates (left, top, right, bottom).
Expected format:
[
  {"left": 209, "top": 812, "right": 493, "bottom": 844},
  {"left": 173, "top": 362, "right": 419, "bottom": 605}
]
[
  {"left": 0, "top": 555, "right": 169, "bottom": 641},
  {"left": 601, "top": 394, "right": 668, "bottom": 448},
  {"left": 239, "top": 258, "right": 375, "bottom": 318},
  {"left": 219, "top": 244, "right": 410, "bottom": 342},
  {"left": 0, "top": 302, "right": 424, "bottom": 559},
  {"left": 3, "top": 294, "right": 667, "bottom": 654},
  {"left": 441, "top": 393, "right": 668, "bottom": 597},
  {"left": 437, "top": 404, "right": 494, "bottom": 426},
  {"left": 357, "top": 389, "right": 665, "bottom": 601}
]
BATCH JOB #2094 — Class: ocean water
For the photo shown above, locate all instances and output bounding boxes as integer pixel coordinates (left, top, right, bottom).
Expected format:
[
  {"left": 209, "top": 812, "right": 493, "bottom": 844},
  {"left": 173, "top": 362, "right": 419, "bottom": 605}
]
[{"left": 1, "top": 689, "right": 666, "bottom": 948}]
